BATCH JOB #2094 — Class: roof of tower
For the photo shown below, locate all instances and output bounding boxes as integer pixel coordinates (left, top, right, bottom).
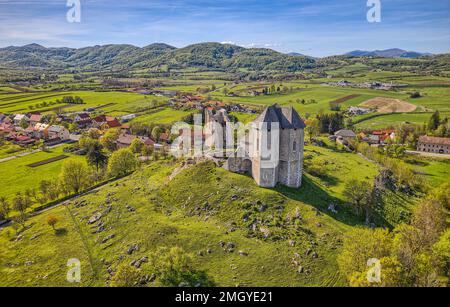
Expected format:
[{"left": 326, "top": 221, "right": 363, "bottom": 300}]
[{"left": 254, "top": 104, "right": 305, "bottom": 129}]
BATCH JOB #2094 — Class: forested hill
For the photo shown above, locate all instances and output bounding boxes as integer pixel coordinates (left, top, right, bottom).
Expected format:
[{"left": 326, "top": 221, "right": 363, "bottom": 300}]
[
  {"left": 0, "top": 42, "right": 449, "bottom": 76},
  {"left": 0, "top": 42, "right": 315, "bottom": 72}
]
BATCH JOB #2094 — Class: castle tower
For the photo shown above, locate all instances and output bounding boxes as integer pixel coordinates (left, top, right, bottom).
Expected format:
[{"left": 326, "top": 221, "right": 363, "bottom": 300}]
[{"left": 251, "top": 104, "right": 305, "bottom": 188}]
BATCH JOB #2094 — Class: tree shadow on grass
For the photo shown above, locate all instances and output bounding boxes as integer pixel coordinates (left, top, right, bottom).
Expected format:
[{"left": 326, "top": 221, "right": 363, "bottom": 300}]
[
  {"left": 55, "top": 228, "right": 68, "bottom": 236},
  {"left": 275, "top": 175, "right": 364, "bottom": 227}
]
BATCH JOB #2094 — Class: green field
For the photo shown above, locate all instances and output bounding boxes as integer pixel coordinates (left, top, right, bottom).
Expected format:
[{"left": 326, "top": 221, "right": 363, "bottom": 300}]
[
  {"left": 0, "top": 91, "right": 168, "bottom": 115},
  {"left": 131, "top": 108, "right": 194, "bottom": 125},
  {"left": 0, "top": 146, "right": 83, "bottom": 201}
]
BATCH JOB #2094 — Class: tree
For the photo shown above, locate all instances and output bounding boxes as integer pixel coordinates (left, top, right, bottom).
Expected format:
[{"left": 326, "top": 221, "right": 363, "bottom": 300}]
[
  {"left": 130, "top": 138, "right": 144, "bottom": 155},
  {"left": 304, "top": 118, "right": 319, "bottom": 142},
  {"left": 392, "top": 200, "right": 447, "bottom": 286},
  {"left": 151, "top": 126, "right": 163, "bottom": 142},
  {"left": 110, "top": 264, "right": 143, "bottom": 287},
  {"left": 79, "top": 136, "right": 100, "bottom": 152},
  {"left": 343, "top": 179, "right": 374, "bottom": 224},
  {"left": 19, "top": 118, "right": 29, "bottom": 129},
  {"left": 428, "top": 111, "right": 440, "bottom": 132},
  {"left": 107, "top": 148, "right": 139, "bottom": 178},
  {"left": 435, "top": 124, "right": 447, "bottom": 137},
  {"left": 411, "top": 200, "right": 447, "bottom": 249},
  {"left": 12, "top": 192, "right": 31, "bottom": 227},
  {"left": 59, "top": 160, "right": 90, "bottom": 194},
  {"left": 141, "top": 145, "right": 153, "bottom": 161},
  {"left": 35, "top": 139, "right": 46, "bottom": 151},
  {"left": 0, "top": 197, "right": 10, "bottom": 221},
  {"left": 148, "top": 246, "right": 212, "bottom": 287},
  {"left": 86, "top": 141, "right": 108, "bottom": 172},
  {"left": 39, "top": 179, "right": 60, "bottom": 202},
  {"left": 410, "top": 91, "right": 422, "bottom": 98},
  {"left": 338, "top": 227, "right": 393, "bottom": 286},
  {"left": 46, "top": 215, "right": 59, "bottom": 230},
  {"left": 100, "top": 129, "right": 120, "bottom": 152},
  {"left": 427, "top": 182, "right": 450, "bottom": 210}
]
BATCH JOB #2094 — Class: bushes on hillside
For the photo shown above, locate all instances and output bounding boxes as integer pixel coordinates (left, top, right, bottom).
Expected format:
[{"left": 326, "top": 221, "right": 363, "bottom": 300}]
[
  {"left": 338, "top": 199, "right": 448, "bottom": 287},
  {"left": 107, "top": 148, "right": 139, "bottom": 177}
]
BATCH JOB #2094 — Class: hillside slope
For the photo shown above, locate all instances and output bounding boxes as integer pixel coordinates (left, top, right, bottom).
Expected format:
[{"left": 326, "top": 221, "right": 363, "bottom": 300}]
[{"left": 0, "top": 159, "right": 353, "bottom": 286}]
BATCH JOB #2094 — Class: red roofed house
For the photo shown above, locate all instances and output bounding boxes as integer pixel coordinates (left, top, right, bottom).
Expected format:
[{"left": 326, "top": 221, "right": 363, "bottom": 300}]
[
  {"left": 116, "top": 133, "right": 137, "bottom": 148},
  {"left": 158, "top": 133, "right": 170, "bottom": 144},
  {"left": 29, "top": 113, "right": 43, "bottom": 126},
  {"left": 102, "top": 117, "right": 121, "bottom": 130},
  {"left": 74, "top": 113, "right": 92, "bottom": 128}
]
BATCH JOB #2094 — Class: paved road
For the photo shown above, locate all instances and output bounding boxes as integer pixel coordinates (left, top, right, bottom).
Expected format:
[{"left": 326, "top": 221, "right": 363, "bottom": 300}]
[{"left": 406, "top": 150, "right": 450, "bottom": 159}]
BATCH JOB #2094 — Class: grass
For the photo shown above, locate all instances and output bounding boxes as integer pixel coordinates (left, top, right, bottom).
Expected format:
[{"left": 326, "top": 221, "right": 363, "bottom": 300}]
[
  {"left": 1, "top": 144, "right": 386, "bottom": 287},
  {"left": 354, "top": 112, "right": 432, "bottom": 129},
  {"left": 303, "top": 143, "right": 380, "bottom": 197},
  {"left": 0, "top": 146, "right": 84, "bottom": 202},
  {"left": 0, "top": 139, "right": 428, "bottom": 287},
  {"left": 404, "top": 156, "right": 450, "bottom": 186},
  {"left": 131, "top": 108, "right": 194, "bottom": 125},
  {"left": 0, "top": 142, "right": 26, "bottom": 159},
  {"left": 0, "top": 91, "right": 168, "bottom": 114}
]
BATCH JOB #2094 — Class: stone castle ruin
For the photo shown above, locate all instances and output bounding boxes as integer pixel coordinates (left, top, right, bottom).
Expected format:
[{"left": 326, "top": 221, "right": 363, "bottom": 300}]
[{"left": 221, "top": 104, "right": 306, "bottom": 188}]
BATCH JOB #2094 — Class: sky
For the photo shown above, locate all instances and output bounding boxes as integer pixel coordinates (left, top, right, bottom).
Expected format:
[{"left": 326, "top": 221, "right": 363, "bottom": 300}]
[{"left": 0, "top": 0, "right": 449, "bottom": 57}]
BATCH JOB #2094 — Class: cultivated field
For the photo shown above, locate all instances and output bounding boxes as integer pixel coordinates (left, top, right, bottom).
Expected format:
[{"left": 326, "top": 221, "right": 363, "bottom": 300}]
[{"left": 360, "top": 97, "right": 417, "bottom": 113}]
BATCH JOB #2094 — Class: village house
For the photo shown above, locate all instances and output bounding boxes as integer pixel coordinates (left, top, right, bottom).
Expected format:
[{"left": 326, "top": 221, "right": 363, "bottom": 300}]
[
  {"left": 332, "top": 129, "right": 357, "bottom": 144},
  {"left": 151, "top": 90, "right": 178, "bottom": 97},
  {"left": 33, "top": 123, "right": 50, "bottom": 139},
  {"left": 0, "top": 122, "right": 14, "bottom": 135},
  {"left": 347, "top": 106, "right": 372, "bottom": 117},
  {"left": 29, "top": 114, "right": 43, "bottom": 126},
  {"left": 120, "top": 124, "right": 131, "bottom": 134},
  {"left": 47, "top": 125, "right": 70, "bottom": 142},
  {"left": 13, "top": 114, "right": 29, "bottom": 126},
  {"left": 120, "top": 114, "right": 136, "bottom": 122},
  {"left": 0, "top": 113, "right": 6, "bottom": 123},
  {"left": 159, "top": 133, "right": 170, "bottom": 144},
  {"left": 74, "top": 113, "right": 92, "bottom": 128},
  {"left": 116, "top": 133, "right": 137, "bottom": 148},
  {"left": 91, "top": 115, "right": 121, "bottom": 130},
  {"left": 359, "top": 129, "right": 396, "bottom": 145},
  {"left": 116, "top": 133, "right": 156, "bottom": 148},
  {"left": 14, "top": 135, "right": 35, "bottom": 146},
  {"left": 417, "top": 136, "right": 450, "bottom": 154}
]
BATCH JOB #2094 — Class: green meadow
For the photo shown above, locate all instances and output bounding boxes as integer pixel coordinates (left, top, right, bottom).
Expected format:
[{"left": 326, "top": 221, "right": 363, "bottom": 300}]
[
  {"left": 0, "top": 146, "right": 84, "bottom": 202},
  {"left": 0, "top": 91, "right": 168, "bottom": 115},
  {"left": 131, "top": 107, "right": 194, "bottom": 125}
]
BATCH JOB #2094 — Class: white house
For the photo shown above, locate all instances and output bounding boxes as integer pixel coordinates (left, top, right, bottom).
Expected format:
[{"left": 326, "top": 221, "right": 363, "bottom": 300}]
[
  {"left": 48, "top": 125, "right": 70, "bottom": 141},
  {"left": 121, "top": 114, "right": 136, "bottom": 122},
  {"left": 14, "top": 114, "right": 29, "bottom": 126}
]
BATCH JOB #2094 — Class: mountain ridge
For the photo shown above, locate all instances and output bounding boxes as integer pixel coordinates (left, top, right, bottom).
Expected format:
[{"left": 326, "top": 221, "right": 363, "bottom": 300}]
[{"left": 345, "top": 48, "right": 432, "bottom": 58}]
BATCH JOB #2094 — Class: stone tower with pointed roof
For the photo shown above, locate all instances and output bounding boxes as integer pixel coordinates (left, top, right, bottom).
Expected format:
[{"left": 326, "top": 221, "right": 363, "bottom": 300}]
[{"left": 225, "top": 104, "right": 305, "bottom": 188}]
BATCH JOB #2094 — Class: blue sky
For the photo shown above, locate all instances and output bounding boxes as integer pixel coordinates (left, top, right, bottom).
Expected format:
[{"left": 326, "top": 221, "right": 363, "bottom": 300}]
[{"left": 0, "top": 0, "right": 449, "bottom": 57}]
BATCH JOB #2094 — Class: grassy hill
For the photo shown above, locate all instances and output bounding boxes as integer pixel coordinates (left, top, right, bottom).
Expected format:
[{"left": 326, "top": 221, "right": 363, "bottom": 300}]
[{"left": 0, "top": 141, "right": 425, "bottom": 287}]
